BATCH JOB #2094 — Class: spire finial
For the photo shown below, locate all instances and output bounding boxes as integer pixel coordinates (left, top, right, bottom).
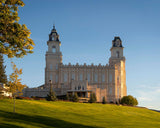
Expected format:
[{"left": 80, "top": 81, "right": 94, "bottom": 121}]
[{"left": 53, "top": 23, "right": 55, "bottom": 29}]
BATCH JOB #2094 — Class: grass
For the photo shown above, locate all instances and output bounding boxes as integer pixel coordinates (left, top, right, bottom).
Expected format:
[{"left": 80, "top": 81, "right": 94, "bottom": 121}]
[{"left": 0, "top": 99, "right": 160, "bottom": 128}]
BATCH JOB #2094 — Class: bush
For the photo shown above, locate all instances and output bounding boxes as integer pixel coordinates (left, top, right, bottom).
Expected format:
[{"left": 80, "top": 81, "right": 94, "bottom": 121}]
[
  {"left": 102, "top": 97, "right": 106, "bottom": 104},
  {"left": 120, "top": 95, "right": 138, "bottom": 106},
  {"left": 89, "top": 92, "right": 97, "bottom": 103},
  {"left": 65, "top": 93, "right": 70, "bottom": 101},
  {"left": 47, "top": 91, "right": 57, "bottom": 101},
  {"left": 72, "top": 93, "right": 79, "bottom": 102}
]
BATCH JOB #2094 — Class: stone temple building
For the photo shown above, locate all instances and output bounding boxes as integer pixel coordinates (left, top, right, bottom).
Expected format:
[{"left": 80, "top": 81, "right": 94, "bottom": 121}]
[{"left": 23, "top": 25, "right": 127, "bottom": 103}]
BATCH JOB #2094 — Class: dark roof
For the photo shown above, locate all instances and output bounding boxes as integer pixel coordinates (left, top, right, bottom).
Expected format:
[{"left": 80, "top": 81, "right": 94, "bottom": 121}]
[{"left": 112, "top": 36, "right": 123, "bottom": 47}]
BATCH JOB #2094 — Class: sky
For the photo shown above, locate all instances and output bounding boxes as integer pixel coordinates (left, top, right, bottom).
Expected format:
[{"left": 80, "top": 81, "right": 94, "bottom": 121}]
[{"left": 4, "top": 0, "right": 160, "bottom": 110}]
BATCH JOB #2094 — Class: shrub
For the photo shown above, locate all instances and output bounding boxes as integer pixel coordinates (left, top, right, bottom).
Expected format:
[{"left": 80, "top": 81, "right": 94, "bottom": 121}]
[
  {"left": 120, "top": 95, "right": 138, "bottom": 106},
  {"left": 72, "top": 93, "right": 79, "bottom": 102},
  {"left": 102, "top": 97, "right": 106, "bottom": 104},
  {"left": 47, "top": 91, "right": 57, "bottom": 101},
  {"left": 89, "top": 92, "right": 97, "bottom": 103},
  {"left": 65, "top": 93, "right": 69, "bottom": 101}
]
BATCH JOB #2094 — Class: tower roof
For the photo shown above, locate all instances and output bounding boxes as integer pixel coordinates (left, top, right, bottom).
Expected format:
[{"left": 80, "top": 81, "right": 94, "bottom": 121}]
[
  {"left": 112, "top": 36, "right": 123, "bottom": 47},
  {"left": 49, "top": 24, "right": 59, "bottom": 41}
]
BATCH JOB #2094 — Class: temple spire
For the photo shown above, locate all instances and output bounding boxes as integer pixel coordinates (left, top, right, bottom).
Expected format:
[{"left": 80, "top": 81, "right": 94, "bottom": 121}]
[{"left": 53, "top": 23, "right": 55, "bottom": 30}]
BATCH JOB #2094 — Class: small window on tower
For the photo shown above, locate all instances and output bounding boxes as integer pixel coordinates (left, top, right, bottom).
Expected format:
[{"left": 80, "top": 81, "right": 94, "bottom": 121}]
[
  {"left": 52, "top": 46, "right": 56, "bottom": 53},
  {"left": 116, "top": 51, "right": 120, "bottom": 58},
  {"left": 52, "top": 36, "right": 54, "bottom": 41}
]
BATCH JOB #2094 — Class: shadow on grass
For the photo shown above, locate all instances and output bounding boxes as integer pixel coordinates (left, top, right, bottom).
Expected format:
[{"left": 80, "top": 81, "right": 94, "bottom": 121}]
[{"left": 0, "top": 110, "right": 102, "bottom": 128}]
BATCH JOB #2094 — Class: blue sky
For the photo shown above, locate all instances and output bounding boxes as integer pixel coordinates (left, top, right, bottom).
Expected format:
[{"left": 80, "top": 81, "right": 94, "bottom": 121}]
[{"left": 4, "top": 0, "right": 160, "bottom": 110}]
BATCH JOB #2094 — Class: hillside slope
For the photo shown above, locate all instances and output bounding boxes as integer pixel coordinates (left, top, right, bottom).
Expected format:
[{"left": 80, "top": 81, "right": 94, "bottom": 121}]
[{"left": 0, "top": 99, "right": 160, "bottom": 128}]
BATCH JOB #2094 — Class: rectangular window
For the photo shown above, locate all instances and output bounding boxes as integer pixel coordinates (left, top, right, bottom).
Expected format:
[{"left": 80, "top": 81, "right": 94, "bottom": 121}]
[
  {"left": 72, "top": 73, "right": 75, "bottom": 80},
  {"left": 55, "top": 75, "right": 58, "bottom": 82},
  {"left": 87, "top": 73, "right": 90, "bottom": 82},
  {"left": 64, "top": 73, "right": 67, "bottom": 82},
  {"left": 56, "top": 64, "right": 58, "bottom": 70},
  {"left": 50, "top": 64, "right": 52, "bottom": 70},
  {"left": 109, "top": 87, "right": 112, "bottom": 94},
  {"left": 94, "top": 73, "right": 98, "bottom": 82},
  {"left": 109, "top": 74, "right": 112, "bottom": 83},
  {"left": 102, "top": 74, "right": 105, "bottom": 82},
  {"left": 79, "top": 73, "right": 83, "bottom": 81}
]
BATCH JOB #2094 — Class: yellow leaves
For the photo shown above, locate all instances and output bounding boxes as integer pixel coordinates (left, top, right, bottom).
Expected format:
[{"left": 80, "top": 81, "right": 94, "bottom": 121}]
[
  {"left": 8, "top": 61, "right": 26, "bottom": 96},
  {"left": 0, "top": 0, "right": 34, "bottom": 58}
]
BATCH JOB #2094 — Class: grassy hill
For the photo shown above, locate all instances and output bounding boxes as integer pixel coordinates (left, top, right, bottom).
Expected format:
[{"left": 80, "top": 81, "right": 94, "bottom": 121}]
[{"left": 0, "top": 99, "right": 160, "bottom": 128}]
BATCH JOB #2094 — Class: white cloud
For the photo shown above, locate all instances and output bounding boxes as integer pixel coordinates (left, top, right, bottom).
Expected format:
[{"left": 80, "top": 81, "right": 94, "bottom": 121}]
[{"left": 130, "top": 84, "right": 160, "bottom": 110}]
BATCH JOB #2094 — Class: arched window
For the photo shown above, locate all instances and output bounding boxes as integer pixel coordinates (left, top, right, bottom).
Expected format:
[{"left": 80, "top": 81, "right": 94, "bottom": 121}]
[
  {"left": 116, "top": 51, "right": 120, "bottom": 58},
  {"left": 52, "top": 46, "right": 56, "bottom": 53},
  {"left": 52, "top": 36, "right": 54, "bottom": 41}
]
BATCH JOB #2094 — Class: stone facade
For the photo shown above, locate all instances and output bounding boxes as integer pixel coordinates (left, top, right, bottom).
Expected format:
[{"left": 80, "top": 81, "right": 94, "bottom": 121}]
[{"left": 23, "top": 25, "right": 127, "bottom": 103}]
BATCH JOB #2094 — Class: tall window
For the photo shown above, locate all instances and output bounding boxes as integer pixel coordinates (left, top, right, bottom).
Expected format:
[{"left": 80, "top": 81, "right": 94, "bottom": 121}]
[
  {"left": 52, "top": 36, "right": 54, "bottom": 41},
  {"left": 109, "top": 74, "right": 112, "bottom": 83},
  {"left": 94, "top": 73, "right": 98, "bottom": 82},
  {"left": 50, "top": 74, "right": 52, "bottom": 81},
  {"left": 79, "top": 73, "right": 83, "bottom": 81},
  {"left": 72, "top": 73, "right": 75, "bottom": 80},
  {"left": 49, "top": 64, "right": 52, "bottom": 70},
  {"left": 56, "top": 64, "right": 58, "bottom": 70},
  {"left": 55, "top": 75, "right": 58, "bottom": 82},
  {"left": 102, "top": 74, "right": 105, "bottom": 82},
  {"left": 52, "top": 46, "right": 56, "bottom": 53},
  {"left": 87, "top": 73, "right": 90, "bottom": 82},
  {"left": 109, "top": 87, "right": 112, "bottom": 94},
  {"left": 116, "top": 51, "right": 120, "bottom": 58},
  {"left": 64, "top": 73, "right": 67, "bottom": 82}
]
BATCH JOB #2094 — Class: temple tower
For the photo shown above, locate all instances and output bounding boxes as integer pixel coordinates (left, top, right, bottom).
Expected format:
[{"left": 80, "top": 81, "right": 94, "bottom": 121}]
[
  {"left": 109, "top": 37, "right": 127, "bottom": 102},
  {"left": 45, "top": 25, "right": 62, "bottom": 87}
]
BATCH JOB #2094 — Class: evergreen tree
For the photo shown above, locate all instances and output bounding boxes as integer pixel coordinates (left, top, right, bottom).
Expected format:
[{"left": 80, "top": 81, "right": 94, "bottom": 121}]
[
  {"left": 0, "top": 54, "right": 7, "bottom": 84},
  {"left": 72, "top": 93, "right": 79, "bottom": 102},
  {"left": 0, "top": 86, "right": 4, "bottom": 97},
  {"left": 65, "top": 93, "right": 69, "bottom": 101},
  {"left": 102, "top": 97, "right": 106, "bottom": 104},
  {"left": 47, "top": 91, "right": 57, "bottom": 101},
  {"left": 89, "top": 92, "right": 97, "bottom": 103}
]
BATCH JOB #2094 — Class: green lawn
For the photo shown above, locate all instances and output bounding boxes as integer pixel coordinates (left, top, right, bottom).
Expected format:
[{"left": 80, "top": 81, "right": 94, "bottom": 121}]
[{"left": 0, "top": 99, "right": 160, "bottom": 128}]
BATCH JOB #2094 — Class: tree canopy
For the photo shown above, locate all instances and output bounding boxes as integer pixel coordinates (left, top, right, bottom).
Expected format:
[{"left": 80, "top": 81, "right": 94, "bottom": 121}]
[
  {"left": 0, "top": 54, "right": 7, "bottom": 84},
  {"left": 120, "top": 95, "right": 138, "bottom": 106},
  {"left": 8, "top": 61, "right": 26, "bottom": 97},
  {"left": 0, "top": 0, "right": 34, "bottom": 58}
]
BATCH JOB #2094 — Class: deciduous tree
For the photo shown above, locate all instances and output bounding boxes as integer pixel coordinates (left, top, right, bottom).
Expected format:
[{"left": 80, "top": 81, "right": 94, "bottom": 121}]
[
  {"left": 120, "top": 95, "right": 138, "bottom": 106},
  {"left": 8, "top": 62, "right": 26, "bottom": 113},
  {"left": 0, "top": 0, "right": 34, "bottom": 58}
]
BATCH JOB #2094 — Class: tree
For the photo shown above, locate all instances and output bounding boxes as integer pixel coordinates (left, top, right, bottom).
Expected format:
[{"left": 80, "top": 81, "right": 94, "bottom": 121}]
[
  {"left": 0, "top": 54, "right": 7, "bottom": 84},
  {"left": 102, "top": 97, "right": 106, "bottom": 104},
  {"left": 0, "top": 85, "right": 4, "bottom": 97},
  {"left": 89, "top": 92, "right": 97, "bottom": 103},
  {"left": 72, "top": 93, "right": 79, "bottom": 102},
  {"left": 65, "top": 93, "right": 69, "bottom": 101},
  {"left": 0, "top": 0, "right": 35, "bottom": 58},
  {"left": 120, "top": 95, "right": 138, "bottom": 106},
  {"left": 47, "top": 91, "right": 57, "bottom": 101},
  {"left": 8, "top": 62, "right": 26, "bottom": 113}
]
